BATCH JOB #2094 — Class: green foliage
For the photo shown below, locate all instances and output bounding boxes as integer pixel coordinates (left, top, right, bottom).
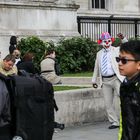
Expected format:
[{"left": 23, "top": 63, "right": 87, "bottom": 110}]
[
  {"left": 112, "top": 38, "right": 121, "bottom": 47},
  {"left": 56, "top": 37, "right": 101, "bottom": 73},
  {"left": 18, "top": 36, "right": 101, "bottom": 74},
  {"left": 17, "top": 36, "right": 53, "bottom": 71}
]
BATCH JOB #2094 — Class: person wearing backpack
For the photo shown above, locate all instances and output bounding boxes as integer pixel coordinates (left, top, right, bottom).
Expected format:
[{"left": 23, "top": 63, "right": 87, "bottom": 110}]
[
  {"left": 40, "top": 48, "right": 62, "bottom": 84},
  {"left": 0, "top": 54, "right": 17, "bottom": 139}
]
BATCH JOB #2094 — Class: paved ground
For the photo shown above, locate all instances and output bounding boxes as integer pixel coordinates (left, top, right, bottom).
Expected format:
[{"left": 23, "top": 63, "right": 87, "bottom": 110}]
[{"left": 53, "top": 121, "right": 119, "bottom": 140}]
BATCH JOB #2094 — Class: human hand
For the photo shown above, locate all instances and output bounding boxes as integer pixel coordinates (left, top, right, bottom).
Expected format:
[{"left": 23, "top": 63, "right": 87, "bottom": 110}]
[
  {"left": 117, "top": 33, "right": 124, "bottom": 39},
  {"left": 92, "top": 83, "right": 98, "bottom": 88}
]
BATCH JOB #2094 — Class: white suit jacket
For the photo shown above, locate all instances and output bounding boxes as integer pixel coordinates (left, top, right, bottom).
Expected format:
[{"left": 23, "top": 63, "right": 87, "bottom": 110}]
[{"left": 92, "top": 46, "right": 125, "bottom": 87}]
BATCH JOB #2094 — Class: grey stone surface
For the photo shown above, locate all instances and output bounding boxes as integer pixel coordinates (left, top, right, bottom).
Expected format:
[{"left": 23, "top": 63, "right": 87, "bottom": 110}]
[
  {"left": 61, "top": 77, "right": 92, "bottom": 85},
  {"left": 0, "top": 1, "right": 79, "bottom": 58},
  {"left": 54, "top": 88, "right": 120, "bottom": 127},
  {"left": 53, "top": 122, "right": 119, "bottom": 140}
]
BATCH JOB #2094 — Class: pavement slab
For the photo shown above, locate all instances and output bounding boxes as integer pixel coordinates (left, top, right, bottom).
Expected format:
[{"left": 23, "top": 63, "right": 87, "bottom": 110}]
[{"left": 53, "top": 122, "right": 119, "bottom": 140}]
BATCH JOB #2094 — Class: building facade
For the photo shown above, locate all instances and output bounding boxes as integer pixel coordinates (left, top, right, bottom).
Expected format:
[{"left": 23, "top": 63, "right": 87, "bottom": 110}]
[
  {"left": 0, "top": 0, "right": 79, "bottom": 58},
  {"left": 76, "top": 0, "right": 140, "bottom": 18},
  {"left": 0, "top": 0, "right": 140, "bottom": 57},
  {"left": 76, "top": 0, "right": 140, "bottom": 41}
]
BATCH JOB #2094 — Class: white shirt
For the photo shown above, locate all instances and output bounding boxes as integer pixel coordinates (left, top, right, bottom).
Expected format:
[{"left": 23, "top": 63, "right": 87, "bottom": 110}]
[{"left": 100, "top": 48, "right": 115, "bottom": 76}]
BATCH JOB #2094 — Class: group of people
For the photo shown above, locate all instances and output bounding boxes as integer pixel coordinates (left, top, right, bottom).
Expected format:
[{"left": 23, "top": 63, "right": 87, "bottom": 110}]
[
  {"left": 0, "top": 36, "right": 62, "bottom": 139},
  {"left": 0, "top": 33, "right": 140, "bottom": 140},
  {"left": 92, "top": 32, "right": 140, "bottom": 140},
  {"left": 0, "top": 35, "right": 62, "bottom": 84}
]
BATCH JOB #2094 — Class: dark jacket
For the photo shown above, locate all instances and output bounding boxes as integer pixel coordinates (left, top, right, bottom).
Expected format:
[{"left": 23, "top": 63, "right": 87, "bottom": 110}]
[
  {"left": 119, "top": 73, "right": 140, "bottom": 140},
  {"left": 0, "top": 74, "right": 11, "bottom": 140},
  {"left": 9, "top": 45, "right": 16, "bottom": 54},
  {"left": 17, "top": 61, "right": 36, "bottom": 74},
  {"left": 9, "top": 36, "right": 17, "bottom": 54},
  {"left": 0, "top": 79, "right": 10, "bottom": 128}
]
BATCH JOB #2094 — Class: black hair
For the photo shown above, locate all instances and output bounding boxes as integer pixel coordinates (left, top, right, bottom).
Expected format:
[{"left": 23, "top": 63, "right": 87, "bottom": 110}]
[
  {"left": 45, "top": 48, "right": 55, "bottom": 56},
  {"left": 10, "top": 36, "right": 17, "bottom": 45},
  {"left": 120, "top": 40, "right": 140, "bottom": 60},
  {"left": 23, "top": 53, "right": 34, "bottom": 61},
  {"left": 3, "top": 54, "right": 16, "bottom": 63}
]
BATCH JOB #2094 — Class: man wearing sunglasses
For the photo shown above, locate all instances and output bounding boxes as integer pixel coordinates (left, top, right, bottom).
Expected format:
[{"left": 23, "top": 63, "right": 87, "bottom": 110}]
[
  {"left": 92, "top": 32, "right": 128, "bottom": 129},
  {"left": 117, "top": 40, "right": 140, "bottom": 140}
]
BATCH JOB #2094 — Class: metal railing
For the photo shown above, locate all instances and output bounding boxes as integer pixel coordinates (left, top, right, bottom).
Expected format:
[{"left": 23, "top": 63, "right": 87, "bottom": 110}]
[{"left": 77, "top": 16, "right": 140, "bottom": 41}]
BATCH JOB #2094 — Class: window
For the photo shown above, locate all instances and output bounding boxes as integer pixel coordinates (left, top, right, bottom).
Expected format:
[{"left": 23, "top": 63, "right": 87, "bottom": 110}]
[{"left": 92, "top": 0, "right": 105, "bottom": 9}]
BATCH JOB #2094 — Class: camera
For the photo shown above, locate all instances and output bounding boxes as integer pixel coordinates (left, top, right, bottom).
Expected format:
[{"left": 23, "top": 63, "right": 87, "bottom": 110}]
[{"left": 54, "top": 122, "right": 65, "bottom": 130}]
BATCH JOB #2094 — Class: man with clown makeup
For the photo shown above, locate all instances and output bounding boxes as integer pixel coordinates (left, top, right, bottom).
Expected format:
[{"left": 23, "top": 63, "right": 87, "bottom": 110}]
[{"left": 92, "top": 32, "right": 127, "bottom": 129}]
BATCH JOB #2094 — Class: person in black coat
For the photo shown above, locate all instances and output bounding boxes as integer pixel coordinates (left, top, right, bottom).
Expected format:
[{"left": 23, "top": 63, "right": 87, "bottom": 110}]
[
  {"left": 17, "top": 53, "right": 36, "bottom": 74},
  {"left": 116, "top": 40, "right": 140, "bottom": 140},
  {"left": 9, "top": 36, "right": 18, "bottom": 54},
  {"left": 0, "top": 75, "right": 12, "bottom": 140}
]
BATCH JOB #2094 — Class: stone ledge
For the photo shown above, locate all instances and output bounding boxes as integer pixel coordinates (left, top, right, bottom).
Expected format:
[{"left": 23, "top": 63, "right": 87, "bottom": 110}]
[
  {"left": 0, "top": 1, "right": 79, "bottom": 9},
  {"left": 54, "top": 88, "right": 120, "bottom": 127},
  {"left": 61, "top": 77, "right": 92, "bottom": 85}
]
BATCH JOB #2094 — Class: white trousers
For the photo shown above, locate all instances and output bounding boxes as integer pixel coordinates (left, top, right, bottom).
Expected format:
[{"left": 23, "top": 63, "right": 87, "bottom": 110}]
[{"left": 102, "top": 76, "right": 120, "bottom": 126}]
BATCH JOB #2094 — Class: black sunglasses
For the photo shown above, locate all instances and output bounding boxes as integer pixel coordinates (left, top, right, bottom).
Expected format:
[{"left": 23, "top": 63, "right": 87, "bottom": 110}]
[{"left": 116, "top": 57, "right": 140, "bottom": 64}]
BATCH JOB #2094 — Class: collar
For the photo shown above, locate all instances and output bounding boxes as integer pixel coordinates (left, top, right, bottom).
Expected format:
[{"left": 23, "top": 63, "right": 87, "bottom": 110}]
[
  {"left": 103, "top": 47, "right": 111, "bottom": 52},
  {"left": 46, "top": 57, "right": 55, "bottom": 61},
  {"left": 123, "top": 73, "right": 140, "bottom": 84}
]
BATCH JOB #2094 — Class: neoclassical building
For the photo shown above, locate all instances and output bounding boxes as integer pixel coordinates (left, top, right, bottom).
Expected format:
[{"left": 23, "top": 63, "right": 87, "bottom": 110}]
[
  {"left": 76, "top": 0, "right": 140, "bottom": 17},
  {"left": 0, "top": 0, "right": 140, "bottom": 57},
  {"left": 0, "top": 0, "right": 79, "bottom": 57},
  {"left": 76, "top": 0, "right": 140, "bottom": 40}
]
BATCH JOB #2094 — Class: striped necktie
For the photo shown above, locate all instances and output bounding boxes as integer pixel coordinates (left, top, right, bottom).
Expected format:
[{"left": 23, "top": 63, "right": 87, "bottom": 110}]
[{"left": 102, "top": 51, "right": 108, "bottom": 75}]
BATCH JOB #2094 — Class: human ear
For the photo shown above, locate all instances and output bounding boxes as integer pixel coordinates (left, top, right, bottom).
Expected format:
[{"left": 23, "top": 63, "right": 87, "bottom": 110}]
[{"left": 137, "top": 62, "right": 140, "bottom": 71}]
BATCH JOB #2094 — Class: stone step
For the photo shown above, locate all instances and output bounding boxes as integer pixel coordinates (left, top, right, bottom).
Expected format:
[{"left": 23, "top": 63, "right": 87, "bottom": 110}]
[{"left": 61, "top": 77, "right": 92, "bottom": 85}]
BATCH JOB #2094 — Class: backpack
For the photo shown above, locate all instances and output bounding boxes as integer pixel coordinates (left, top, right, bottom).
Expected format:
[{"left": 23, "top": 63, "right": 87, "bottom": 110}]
[{"left": 6, "top": 73, "right": 59, "bottom": 140}]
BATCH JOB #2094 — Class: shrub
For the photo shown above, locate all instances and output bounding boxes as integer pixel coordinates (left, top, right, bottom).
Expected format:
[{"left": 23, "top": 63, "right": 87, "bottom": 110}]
[
  {"left": 112, "top": 38, "right": 121, "bottom": 47},
  {"left": 17, "top": 36, "right": 52, "bottom": 71},
  {"left": 56, "top": 37, "right": 101, "bottom": 73},
  {"left": 18, "top": 36, "right": 101, "bottom": 74}
]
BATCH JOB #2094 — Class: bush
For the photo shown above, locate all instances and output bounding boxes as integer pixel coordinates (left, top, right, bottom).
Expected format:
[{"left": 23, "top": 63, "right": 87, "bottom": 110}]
[
  {"left": 112, "top": 38, "right": 121, "bottom": 47},
  {"left": 17, "top": 36, "right": 52, "bottom": 71},
  {"left": 55, "top": 37, "right": 101, "bottom": 73},
  {"left": 18, "top": 36, "right": 101, "bottom": 74}
]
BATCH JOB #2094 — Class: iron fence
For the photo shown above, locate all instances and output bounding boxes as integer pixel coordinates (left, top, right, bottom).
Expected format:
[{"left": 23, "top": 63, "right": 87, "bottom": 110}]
[{"left": 77, "top": 16, "right": 140, "bottom": 41}]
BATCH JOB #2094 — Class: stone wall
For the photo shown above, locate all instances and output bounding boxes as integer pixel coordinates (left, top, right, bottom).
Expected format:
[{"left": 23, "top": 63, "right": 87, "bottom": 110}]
[
  {"left": 54, "top": 88, "right": 120, "bottom": 127},
  {"left": 0, "top": 0, "right": 79, "bottom": 58},
  {"left": 75, "top": 0, "right": 140, "bottom": 18}
]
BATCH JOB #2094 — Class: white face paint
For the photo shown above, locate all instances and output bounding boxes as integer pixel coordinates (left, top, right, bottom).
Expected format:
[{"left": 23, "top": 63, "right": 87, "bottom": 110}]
[{"left": 101, "top": 39, "right": 112, "bottom": 48}]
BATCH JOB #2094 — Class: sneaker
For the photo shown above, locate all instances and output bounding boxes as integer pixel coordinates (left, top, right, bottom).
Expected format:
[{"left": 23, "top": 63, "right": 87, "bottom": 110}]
[{"left": 108, "top": 125, "right": 119, "bottom": 129}]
